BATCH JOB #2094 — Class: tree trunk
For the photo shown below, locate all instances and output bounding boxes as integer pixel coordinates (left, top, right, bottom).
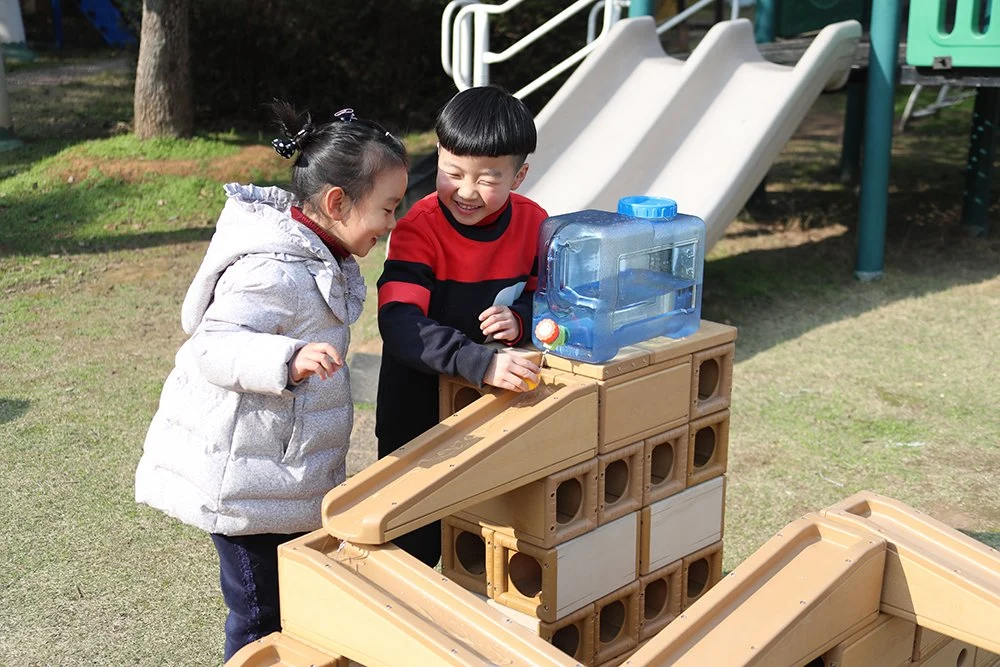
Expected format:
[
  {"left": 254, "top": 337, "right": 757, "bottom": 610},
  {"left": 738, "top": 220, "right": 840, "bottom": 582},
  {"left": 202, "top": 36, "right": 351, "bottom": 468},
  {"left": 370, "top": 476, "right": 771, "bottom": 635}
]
[{"left": 133, "top": 0, "right": 192, "bottom": 139}]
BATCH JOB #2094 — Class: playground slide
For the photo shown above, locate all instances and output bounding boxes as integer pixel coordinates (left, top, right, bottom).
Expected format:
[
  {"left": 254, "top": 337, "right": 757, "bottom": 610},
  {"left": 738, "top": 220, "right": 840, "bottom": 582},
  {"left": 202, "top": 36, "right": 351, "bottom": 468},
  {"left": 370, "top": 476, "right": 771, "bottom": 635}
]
[
  {"left": 822, "top": 492, "right": 1000, "bottom": 655},
  {"left": 274, "top": 530, "right": 578, "bottom": 666},
  {"left": 519, "top": 17, "right": 861, "bottom": 250},
  {"left": 321, "top": 369, "right": 598, "bottom": 544},
  {"left": 624, "top": 514, "right": 888, "bottom": 666}
]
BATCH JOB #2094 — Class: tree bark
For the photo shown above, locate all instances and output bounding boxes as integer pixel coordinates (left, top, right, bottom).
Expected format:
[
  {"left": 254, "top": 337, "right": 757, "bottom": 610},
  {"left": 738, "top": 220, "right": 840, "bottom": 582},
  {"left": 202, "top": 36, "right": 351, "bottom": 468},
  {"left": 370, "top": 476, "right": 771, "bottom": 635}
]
[{"left": 133, "top": 0, "right": 192, "bottom": 139}]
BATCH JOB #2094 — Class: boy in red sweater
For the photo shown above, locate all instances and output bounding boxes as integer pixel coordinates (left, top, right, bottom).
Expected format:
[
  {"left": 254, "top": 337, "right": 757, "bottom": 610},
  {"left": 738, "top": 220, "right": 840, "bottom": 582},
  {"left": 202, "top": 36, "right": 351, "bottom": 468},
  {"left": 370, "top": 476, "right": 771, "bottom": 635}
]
[{"left": 376, "top": 86, "right": 546, "bottom": 566}]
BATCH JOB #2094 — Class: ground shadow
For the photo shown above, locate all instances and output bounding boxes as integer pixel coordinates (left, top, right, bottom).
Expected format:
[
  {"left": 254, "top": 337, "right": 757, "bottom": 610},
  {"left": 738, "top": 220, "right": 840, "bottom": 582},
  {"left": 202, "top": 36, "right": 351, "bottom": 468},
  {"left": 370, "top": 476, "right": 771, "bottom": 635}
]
[{"left": 0, "top": 399, "right": 31, "bottom": 425}]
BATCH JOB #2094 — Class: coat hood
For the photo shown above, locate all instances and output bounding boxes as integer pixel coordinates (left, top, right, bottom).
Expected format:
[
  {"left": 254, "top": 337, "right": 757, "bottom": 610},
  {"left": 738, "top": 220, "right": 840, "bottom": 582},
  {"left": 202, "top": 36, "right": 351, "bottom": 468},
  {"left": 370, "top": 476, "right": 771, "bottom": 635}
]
[{"left": 181, "top": 183, "right": 365, "bottom": 334}]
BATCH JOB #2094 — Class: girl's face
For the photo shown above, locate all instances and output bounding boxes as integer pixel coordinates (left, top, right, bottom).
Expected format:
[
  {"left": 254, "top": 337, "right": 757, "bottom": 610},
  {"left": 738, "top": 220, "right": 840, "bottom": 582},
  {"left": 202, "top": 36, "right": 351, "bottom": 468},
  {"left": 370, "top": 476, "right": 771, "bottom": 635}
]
[{"left": 338, "top": 166, "right": 408, "bottom": 257}]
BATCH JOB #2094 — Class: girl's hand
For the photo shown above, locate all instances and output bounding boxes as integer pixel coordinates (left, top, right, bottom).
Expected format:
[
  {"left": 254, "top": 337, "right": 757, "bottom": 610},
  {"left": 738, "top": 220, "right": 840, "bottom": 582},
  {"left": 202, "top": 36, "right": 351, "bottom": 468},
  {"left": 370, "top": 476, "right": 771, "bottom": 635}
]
[
  {"left": 482, "top": 350, "right": 540, "bottom": 392},
  {"left": 290, "top": 343, "right": 343, "bottom": 383},
  {"left": 479, "top": 305, "right": 520, "bottom": 342}
]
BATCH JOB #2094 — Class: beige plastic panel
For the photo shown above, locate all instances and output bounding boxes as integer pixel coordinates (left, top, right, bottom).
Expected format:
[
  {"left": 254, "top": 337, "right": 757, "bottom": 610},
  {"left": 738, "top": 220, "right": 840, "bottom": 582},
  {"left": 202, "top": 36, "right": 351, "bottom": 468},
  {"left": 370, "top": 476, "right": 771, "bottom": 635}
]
[
  {"left": 979, "top": 649, "right": 1000, "bottom": 667},
  {"left": 820, "top": 614, "right": 916, "bottom": 667},
  {"left": 639, "top": 476, "right": 725, "bottom": 575},
  {"left": 225, "top": 631, "right": 349, "bottom": 667},
  {"left": 821, "top": 491, "right": 1000, "bottom": 655},
  {"left": 488, "top": 599, "right": 597, "bottom": 666},
  {"left": 681, "top": 540, "right": 724, "bottom": 609},
  {"left": 456, "top": 457, "right": 599, "bottom": 549},
  {"left": 439, "top": 376, "right": 487, "bottom": 421},
  {"left": 277, "top": 531, "right": 577, "bottom": 667},
  {"left": 913, "top": 626, "right": 951, "bottom": 662},
  {"left": 441, "top": 515, "right": 493, "bottom": 597},
  {"left": 690, "top": 343, "right": 735, "bottom": 420},
  {"left": 594, "top": 581, "right": 641, "bottom": 665},
  {"left": 493, "top": 513, "right": 639, "bottom": 623},
  {"left": 626, "top": 515, "right": 887, "bottom": 667},
  {"left": 598, "top": 442, "right": 644, "bottom": 525},
  {"left": 642, "top": 425, "right": 688, "bottom": 506},
  {"left": 913, "top": 639, "right": 979, "bottom": 667},
  {"left": 638, "top": 561, "right": 683, "bottom": 641},
  {"left": 322, "top": 371, "right": 599, "bottom": 544},
  {"left": 520, "top": 16, "right": 860, "bottom": 252},
  {"left": 600, "top": 357, "right": 691, "bottom": 452},
  {"left": 686, "top": 410, "right": 729, "bottom": 487}
]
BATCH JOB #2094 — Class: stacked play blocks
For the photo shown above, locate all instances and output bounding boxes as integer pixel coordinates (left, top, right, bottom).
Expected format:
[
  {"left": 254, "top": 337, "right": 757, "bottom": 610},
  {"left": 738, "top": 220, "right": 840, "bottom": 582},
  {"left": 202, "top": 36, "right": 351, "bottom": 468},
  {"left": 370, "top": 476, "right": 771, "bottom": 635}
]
[{"left": 437, "top": 320, "right": 737, "bottom": 666}]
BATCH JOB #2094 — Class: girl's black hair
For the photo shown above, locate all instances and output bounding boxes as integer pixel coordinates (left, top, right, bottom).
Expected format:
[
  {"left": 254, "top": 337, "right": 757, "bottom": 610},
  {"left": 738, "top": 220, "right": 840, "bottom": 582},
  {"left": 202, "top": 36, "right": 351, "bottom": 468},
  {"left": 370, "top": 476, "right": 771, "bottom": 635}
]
[
  {"left": 435, "top": 85, "right": 537, "bottom": 165},
  {"left": 270, "top": 100, "right": 409, "bottom": 205}
]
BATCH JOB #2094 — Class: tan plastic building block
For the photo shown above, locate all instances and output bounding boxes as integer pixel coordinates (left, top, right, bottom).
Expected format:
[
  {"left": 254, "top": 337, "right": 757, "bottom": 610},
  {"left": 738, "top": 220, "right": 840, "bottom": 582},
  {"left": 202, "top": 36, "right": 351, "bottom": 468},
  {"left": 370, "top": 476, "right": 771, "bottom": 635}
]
[
  {"left": 820, "top": 614, "right": 916, "bottom": 667},
  {"left": 225, "top": 632, "right": 348, "bottom": 667},
  {"left": 598, "top": 442, "right": 644, "bottom": 525},
  {"left": 439, "top": 375, "right": 487, "bottom": 421},
  {"left": 487, "top": 599, "right": 597, "bottom": 666},
  {"left": 441, "top": 515, "right": 494, "bottom": 597},
  {"left": 277, "top": 530, "right": 578, "bottom": 666},
  {"left": 642, "top": 425, "right": 688, "bottom": 506},
  {"left": 639, "top": 476, "right": 725, "bottom": 575},
  {"left": 913, "top": 626, "right": 950, "bottom": 662},
  {"left": 979, "top": 650, "right": 1000, "bottom": 667},
  {"left": 821, "top": 491, "right": 1000, "bottom": 655},
  {"left": 625, "top": 514, "right": 887, "bottom": 666},
  {"left": 599, "top": 356, "right": 691, "bottom": 452},
  {"left": 638, "top": 561, "right": 683, "bottom": 641},
  {"left": 681, "top": 540, "right": 724, "bottom": 609},
  {"left": 689, "top": 342, "right": 734, "bottom": 420},
  {"left": 686, "top": 409, "right": 729, "bottom": 487},
  {"left": 913, "top": 639, "right": 979, "bottom": 667},
  {"left": 541, "top": 344, "right": 651, "bottom": 381},
  {"left": 321, "top": 371, "right": 599, "bottom": 544},
  {"left": 594, "top": 581, "right": 641, "bottom": 665},
  {"left": 456, "top": 457, "right": 599, "bottom": 549},
  {"left": 493, "top": 512, "right": 639, "bottom": 623}
]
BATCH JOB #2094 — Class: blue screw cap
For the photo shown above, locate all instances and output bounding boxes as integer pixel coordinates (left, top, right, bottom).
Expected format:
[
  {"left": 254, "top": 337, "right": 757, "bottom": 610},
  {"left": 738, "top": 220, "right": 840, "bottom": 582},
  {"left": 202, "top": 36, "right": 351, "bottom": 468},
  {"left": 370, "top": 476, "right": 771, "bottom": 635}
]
[{"left": 617, "top": 196, "right": 678, "bottom": 220}]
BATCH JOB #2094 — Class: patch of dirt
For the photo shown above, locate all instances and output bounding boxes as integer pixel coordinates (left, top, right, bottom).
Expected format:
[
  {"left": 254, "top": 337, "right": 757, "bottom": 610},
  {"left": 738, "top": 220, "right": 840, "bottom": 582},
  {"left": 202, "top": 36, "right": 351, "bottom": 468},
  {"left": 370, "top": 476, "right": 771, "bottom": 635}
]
[{"left": 56, "top": 145, "right": 283, "bottom": 184}]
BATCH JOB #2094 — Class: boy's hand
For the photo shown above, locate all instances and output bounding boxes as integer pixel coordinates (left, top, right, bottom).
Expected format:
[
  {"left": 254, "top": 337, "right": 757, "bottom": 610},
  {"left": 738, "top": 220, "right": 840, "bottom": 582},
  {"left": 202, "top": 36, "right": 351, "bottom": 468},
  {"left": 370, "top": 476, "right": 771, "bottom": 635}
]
[
  {"left": 482, "top": 350, "right": 540, "bottom": 392},
  {"left": 479, "top": 305, "right": 520, "bottom": 342},
  {"left": 290, "top": 343, "right": 343, "bottom": 383}
]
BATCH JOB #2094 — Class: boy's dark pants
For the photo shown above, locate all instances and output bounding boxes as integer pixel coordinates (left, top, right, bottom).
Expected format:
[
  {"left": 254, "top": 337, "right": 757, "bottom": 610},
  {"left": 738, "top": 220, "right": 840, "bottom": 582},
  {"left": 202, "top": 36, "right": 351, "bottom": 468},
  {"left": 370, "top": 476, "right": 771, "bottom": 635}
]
[
  {"left": 377, "top": 436, "right": 442, "bottom": 568},
  {"left": 210, "top": 532, "right": 303, "bottom": 661}
]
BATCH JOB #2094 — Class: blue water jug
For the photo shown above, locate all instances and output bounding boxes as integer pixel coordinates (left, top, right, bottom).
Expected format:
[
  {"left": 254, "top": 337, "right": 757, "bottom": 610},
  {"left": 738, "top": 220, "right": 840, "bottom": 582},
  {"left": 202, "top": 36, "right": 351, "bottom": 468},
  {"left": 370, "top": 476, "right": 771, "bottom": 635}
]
[{"left": 532, "top": 196, "right": 705, "bottom": 363}]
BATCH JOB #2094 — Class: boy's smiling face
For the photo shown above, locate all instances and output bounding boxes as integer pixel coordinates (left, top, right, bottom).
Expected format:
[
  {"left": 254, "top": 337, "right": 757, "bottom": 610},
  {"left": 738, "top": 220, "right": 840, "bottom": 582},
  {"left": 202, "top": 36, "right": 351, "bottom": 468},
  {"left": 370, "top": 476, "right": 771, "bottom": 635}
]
[{"left": 436, "top": 146, "right": 529, "bottom": 226}]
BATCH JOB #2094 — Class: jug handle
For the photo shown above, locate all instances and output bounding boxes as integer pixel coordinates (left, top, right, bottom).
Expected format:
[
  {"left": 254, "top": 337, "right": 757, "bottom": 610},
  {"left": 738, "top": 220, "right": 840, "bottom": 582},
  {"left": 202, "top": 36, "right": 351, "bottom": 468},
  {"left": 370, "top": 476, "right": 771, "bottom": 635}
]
[{"left": 550, "top": 239, "right": 600, "bottom": 309}]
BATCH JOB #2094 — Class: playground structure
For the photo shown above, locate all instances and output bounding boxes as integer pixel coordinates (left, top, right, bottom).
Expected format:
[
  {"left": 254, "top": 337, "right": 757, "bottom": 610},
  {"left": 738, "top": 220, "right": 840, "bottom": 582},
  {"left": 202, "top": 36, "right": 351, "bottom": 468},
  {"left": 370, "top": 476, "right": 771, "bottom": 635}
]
[{"left": 228, "top": 319, "right": 1000, "bottom": 666}]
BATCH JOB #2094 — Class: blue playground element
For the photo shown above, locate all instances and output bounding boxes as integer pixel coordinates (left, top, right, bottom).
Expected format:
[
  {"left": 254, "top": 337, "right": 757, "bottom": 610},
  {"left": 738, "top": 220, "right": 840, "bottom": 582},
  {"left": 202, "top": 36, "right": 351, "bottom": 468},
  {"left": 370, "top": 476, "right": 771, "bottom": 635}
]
[
  {"left": 533, "top": 196, "right": 705, "bottom": 363},
  {"left": 51, "top": 0, "right": 136, "bottom": 49}
]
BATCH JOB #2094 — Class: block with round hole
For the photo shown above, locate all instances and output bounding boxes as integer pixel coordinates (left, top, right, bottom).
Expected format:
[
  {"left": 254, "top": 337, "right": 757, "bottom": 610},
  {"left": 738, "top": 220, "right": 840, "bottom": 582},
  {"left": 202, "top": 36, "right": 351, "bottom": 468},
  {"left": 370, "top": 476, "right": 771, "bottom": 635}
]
[
  {"left": 486, "top": 596, "right": 596, "bottom": 665},
  {"left": 820, "top": 614, "right": 915, "bottom": 667},
  {"left": 687, "top": 409, "right": 729, "bottom": 486},
  {"left": 456, "top": 457, "right": 599, "bottom": 549},
  {"left": 690, "top": 342, "right": 734, "bottom": 419},
  {"left": 441, "top": 515, "right": 493, "bottom": 596},
  {"left": 598, "top": 442, "right": 644, "bottom": 525},
  {"left": 639, "top": 475, "right": 725, "bottom": 575},
  {"left": 681, "top": 540, "right": 723, "bottom": 609},
  {"left": 642, "top": 425, "right": 689, "bottom": 506},
  {"left": 638, "top": 560, "right": 682, "bottom": 641},
  {"left": 438, "top": 375, "right": 490, "bottom": 421},
  {"left": 492, "top": 512, "right": 638, "bottom": 623},
  {"left": 594, "top": 580, "right": 640, "bottom": 665}
]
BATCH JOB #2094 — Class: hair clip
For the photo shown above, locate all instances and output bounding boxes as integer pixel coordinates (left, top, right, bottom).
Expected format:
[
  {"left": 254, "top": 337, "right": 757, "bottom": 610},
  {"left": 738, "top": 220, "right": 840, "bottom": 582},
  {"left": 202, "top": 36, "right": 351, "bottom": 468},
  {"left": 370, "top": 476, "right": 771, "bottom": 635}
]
[
  {"left": 272, "top": 137, "right": 297, "bottom": 159},
  {"left": 334, "top": 108, "right": 356, "bottom": 123}
]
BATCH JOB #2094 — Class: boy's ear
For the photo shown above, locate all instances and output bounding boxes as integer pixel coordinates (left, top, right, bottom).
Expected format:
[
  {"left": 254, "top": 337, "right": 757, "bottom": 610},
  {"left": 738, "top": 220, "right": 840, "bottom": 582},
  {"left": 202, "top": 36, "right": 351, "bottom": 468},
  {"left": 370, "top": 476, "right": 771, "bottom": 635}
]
[
  {"left": 322, "top": 186, "right": 349, "bottom": 222},
  {"left": 511, "top": 162, "right": 529, "bottom": 191}
]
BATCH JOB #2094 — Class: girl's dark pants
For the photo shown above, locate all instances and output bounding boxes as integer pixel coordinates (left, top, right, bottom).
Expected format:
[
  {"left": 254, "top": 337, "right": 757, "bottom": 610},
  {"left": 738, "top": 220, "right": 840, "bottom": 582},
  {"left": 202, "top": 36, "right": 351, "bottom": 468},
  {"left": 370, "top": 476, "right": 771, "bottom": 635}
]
[{"left": 210, "top": 532, "right": 304, "bottom": 661}]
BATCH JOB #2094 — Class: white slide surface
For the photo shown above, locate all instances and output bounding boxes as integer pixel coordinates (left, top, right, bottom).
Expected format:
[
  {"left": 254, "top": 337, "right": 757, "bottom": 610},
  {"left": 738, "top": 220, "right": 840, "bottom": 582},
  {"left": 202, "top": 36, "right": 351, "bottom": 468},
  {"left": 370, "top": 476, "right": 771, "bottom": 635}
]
[{"left": 520, "top": 17, "right": 861, "bottom": 250}]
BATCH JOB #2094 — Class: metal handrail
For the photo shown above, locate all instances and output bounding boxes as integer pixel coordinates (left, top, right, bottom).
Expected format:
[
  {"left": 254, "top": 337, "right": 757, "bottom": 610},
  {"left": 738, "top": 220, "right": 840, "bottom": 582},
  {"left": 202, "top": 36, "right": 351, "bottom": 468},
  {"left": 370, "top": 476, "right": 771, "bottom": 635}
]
[{"left": 445, "top": 0, "right": 745, "bottom": 98}]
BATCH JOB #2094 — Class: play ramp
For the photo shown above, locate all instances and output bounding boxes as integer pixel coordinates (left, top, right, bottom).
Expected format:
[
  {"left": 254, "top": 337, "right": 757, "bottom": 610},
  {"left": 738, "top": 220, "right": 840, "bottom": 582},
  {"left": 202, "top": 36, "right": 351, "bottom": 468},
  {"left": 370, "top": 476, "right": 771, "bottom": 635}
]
[
  {"left": 519, "top": 17, "right": 861, "bottom": 250},
  {"left": 275, "top": 530, "right": 580, "bottom": 666},
  {"left": 821, "top": 491, "right": 1000, "bottom": 655},
  {"left": 321, "top": 370, "right": 598, "bottom": 544}
]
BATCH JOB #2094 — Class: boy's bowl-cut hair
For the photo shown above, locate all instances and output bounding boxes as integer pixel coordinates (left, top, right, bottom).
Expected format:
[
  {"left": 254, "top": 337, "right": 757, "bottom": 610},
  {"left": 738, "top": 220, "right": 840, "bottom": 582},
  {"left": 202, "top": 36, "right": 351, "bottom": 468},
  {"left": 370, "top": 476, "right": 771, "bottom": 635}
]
[{"left": 435, "top": 85, "right": 537, "bottom": 165}]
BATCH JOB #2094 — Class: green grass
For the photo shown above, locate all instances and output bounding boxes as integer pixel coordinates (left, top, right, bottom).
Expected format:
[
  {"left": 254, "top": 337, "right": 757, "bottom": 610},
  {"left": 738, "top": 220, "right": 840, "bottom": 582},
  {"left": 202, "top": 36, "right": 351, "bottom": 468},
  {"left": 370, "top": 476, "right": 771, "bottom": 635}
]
[{"left": 2, "top": 55, "right": 999, "bottom": 664}]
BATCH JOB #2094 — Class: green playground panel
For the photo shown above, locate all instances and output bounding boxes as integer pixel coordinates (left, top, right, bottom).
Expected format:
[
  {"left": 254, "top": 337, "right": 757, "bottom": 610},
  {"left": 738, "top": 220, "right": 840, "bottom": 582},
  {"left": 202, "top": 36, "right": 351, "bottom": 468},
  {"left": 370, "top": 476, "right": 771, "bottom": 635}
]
[
  {"left": 907, "top": 0, "right": 1000, "bottom": 67},
  {"left": 771, "top": 0, "right": 868, "bottom": 39}
]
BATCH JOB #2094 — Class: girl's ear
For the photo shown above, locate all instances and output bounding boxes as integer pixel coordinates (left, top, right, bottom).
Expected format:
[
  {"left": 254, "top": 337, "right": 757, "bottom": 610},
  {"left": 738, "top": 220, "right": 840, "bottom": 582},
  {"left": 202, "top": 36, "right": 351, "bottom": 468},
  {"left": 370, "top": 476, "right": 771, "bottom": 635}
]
[{"left": 322, "top": 185, "right": 349, "bottom": 223}]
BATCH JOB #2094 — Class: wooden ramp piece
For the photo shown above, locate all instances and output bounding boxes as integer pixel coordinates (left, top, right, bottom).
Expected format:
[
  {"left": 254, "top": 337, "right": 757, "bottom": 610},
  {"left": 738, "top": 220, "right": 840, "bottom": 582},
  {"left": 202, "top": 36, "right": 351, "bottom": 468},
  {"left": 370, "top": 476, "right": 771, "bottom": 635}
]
[
  {"left": 225, "top": 631, "right": 348, "bottom": 667},
  {"left": 821, "top": 491, "right": 1000, "bottom": 655},
  {"left": 624, "top": 515, "right": 887, "bottom": 667},
  {"left": 277, "top": 530, "right": 579, "bottom": 667},
  {"left": 322, "top": 371, "right": 598, "bottom": 544}
]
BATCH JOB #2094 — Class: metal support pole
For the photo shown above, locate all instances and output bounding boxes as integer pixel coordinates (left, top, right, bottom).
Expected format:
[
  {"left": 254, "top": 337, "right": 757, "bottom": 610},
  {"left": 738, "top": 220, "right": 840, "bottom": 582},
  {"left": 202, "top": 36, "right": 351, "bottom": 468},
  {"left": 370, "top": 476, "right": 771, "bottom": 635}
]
[
  {"left": 629, "top": 0, "right": 655, "bottom": 18},
  {"left": 840, "top": 80, "right": 865, "bottom": 183},
  {"left": 0, "top": 47, "right": 23, "bottom": 151},
  {"left": 960, "top": 87, "right": 999, "bottom": 236},
  {"left": 854, "top": 0, "right": 901, "bottom": 281},
  {"left": 754, "top": 0, "right": 776, "bottom": 43}
]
